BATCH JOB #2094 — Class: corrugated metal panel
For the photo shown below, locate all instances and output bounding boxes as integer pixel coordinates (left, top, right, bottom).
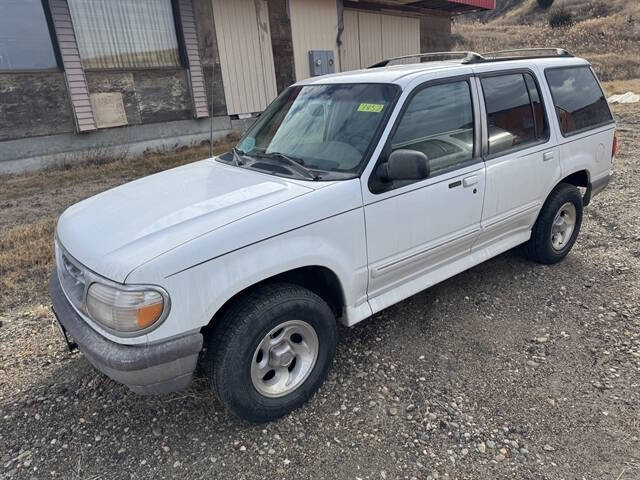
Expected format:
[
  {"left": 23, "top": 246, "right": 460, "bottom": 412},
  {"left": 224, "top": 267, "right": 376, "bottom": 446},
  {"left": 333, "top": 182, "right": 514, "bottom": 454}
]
[
  {"left": 357, "top": 11, "right": 383, "bottom": 69},
  {"left": 341, "top": 10, "right": 420, "bottom": 69},
  {"left": 340, "top": 9, "right": 361, "bottom": 72},
  {"left": 381, "top": 14, "right": 420, "bottom": 64},
  {"left": 49, "top": 0, "right": 96, "bottom": 133},
  {"left": 211, "top": 0, "right": 277, "bottom": 115},
  {"left": 178, "top": 0, "right": 209, "bottom": 118},
  {"left": 289, "top": 0, "right": 339, "bottom": 81}
]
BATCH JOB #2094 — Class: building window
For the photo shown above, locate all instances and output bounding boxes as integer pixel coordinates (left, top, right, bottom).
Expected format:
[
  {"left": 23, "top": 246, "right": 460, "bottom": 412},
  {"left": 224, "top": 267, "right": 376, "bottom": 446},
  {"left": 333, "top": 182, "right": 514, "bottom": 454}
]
[
  {"left": 67, "top": 0, "right": 181, "bottom": 70},
  {"left": 0, "top": 0, "right": 58, "bottom": 70}
]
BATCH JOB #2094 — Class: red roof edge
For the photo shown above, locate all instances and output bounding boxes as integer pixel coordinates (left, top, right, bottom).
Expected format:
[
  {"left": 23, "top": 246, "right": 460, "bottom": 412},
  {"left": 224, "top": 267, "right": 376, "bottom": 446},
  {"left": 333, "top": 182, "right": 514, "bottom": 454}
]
[{"left": 448, "top": 0, "right": 495, "bottom": 10}]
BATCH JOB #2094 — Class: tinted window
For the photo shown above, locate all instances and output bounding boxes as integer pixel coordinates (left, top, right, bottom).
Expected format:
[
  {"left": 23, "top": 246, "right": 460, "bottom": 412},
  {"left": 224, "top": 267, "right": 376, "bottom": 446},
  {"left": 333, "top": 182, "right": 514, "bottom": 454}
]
[
  {"left": 390, "top": 81, "right": 474, "bottom": 177},
  {"left": 0, "top": 0, "right": 57, "bottom": 70},
  {"left": 545, "top": 66, "right": 613, "bottom": 136},
  {"left": 68, "top": 0, "right": 180, "bottom": 69},
  {"left": 524, "top": 73, "right": 549, "bottom": 140},
  {"left": 482, "top": 74, "right": 537, "bottom": 155}
]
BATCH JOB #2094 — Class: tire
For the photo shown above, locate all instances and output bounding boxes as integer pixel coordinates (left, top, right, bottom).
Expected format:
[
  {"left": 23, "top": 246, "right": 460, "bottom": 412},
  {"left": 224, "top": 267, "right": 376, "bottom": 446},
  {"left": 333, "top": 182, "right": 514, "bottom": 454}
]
[
  {"left": 524, "top": 182, "right": 583, "bottom": 264},
  {"left": 205, "top": 283, "right": 337, "bottom": 422}
]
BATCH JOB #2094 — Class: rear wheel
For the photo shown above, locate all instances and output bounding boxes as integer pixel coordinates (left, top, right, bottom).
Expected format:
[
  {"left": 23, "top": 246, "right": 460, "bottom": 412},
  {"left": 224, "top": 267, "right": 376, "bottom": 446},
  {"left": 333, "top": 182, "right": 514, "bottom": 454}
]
[
  {"left": 524, "top": 182, "right": 583, "bottom": 264},
  {"left": 205, "top": 283, "right": 337, "bottom": 422}
]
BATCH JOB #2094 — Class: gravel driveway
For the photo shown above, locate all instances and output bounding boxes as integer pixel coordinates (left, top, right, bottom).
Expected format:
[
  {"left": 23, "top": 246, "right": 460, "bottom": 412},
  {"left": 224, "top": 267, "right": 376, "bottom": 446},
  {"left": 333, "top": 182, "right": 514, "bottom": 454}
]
[{"left": 1, "top": 107, "right": 638, "bottom": 480}]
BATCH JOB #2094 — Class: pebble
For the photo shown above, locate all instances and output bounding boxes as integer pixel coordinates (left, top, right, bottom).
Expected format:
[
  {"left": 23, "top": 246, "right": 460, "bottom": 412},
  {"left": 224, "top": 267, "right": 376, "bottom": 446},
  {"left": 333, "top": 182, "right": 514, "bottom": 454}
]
[
  {"left": 173, "top": 461, "right": 181, "bottom": 468},
  {"left": 543, "top": 444, "right": 555, "bottom": 452},
  {"left": 388, "top": 407, "right": 398, "bottom": 416},
  {"left": 527, "top": 360, "right": 540, "bottom": 368},
  {"left": 478, "top": 442, "right": 487, "bottom": 453}
]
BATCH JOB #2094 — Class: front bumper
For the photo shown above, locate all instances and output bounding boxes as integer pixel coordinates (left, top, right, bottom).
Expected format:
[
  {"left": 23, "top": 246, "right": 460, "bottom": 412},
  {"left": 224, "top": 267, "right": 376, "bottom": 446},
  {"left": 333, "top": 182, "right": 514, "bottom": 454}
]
[{"left": 49, "top": 272, "right": 202, "bottom": 394}]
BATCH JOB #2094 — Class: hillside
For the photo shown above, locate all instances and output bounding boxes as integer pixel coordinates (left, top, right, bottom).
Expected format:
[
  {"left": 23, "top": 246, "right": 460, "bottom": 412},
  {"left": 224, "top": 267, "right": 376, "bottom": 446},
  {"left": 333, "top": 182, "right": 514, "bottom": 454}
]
[{"left": 452, "top": 0, "right": 640, "bottom": 82}]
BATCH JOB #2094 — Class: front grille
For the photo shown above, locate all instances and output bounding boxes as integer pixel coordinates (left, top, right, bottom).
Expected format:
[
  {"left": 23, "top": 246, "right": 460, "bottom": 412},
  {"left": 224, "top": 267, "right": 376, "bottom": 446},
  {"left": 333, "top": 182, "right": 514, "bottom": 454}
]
[{"left": 55, "top": 241, "right": 87, "bottom": 314}]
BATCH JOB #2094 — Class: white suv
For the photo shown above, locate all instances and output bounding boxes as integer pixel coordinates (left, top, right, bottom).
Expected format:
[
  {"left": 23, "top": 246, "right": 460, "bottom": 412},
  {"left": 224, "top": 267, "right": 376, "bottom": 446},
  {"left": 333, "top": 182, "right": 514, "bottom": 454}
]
[{"left": 51, "top": 49, "right": 617, "bottom": 422}]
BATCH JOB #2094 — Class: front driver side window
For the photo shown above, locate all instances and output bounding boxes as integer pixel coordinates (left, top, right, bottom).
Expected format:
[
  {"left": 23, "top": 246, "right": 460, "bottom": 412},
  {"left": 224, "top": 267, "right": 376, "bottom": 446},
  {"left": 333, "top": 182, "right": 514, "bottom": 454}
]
[{"left": 390, "top": 80, "right": 475, "bottom": 180}]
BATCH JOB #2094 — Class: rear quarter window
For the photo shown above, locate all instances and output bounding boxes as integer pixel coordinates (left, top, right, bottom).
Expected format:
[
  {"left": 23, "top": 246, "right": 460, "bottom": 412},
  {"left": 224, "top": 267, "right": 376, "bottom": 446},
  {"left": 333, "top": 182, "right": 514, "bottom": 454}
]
[{"left": 545, "top": 66, "right": 613, "bottom": 136}]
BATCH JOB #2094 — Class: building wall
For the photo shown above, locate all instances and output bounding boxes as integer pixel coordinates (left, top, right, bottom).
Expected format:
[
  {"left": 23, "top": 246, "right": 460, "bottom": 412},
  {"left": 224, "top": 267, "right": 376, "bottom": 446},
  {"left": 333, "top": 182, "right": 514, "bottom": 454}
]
[
  {"left": 267, "top": 0, "right": 296, "bottom": 93},
  {"left": 0, "top": 72, "right": 75, "bottom": 142},
  {"left": 211, "top": 0, "right": 278, "bottom": 115},
  {"left": 0, "top": 0, "right": 458, "bottom": 173},
  {"left": 193, "top": 0, "right": 228, "bottom": 116},
  {"left": 289, "top": 0, "right": 340, "bottom": 81}
]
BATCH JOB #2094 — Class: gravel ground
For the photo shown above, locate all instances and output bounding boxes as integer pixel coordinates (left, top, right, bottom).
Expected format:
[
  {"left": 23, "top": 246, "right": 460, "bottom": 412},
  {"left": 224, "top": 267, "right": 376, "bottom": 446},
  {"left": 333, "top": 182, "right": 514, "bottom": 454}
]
[{"left": 1, "top": 106, "right": 639, "bottom": 480}]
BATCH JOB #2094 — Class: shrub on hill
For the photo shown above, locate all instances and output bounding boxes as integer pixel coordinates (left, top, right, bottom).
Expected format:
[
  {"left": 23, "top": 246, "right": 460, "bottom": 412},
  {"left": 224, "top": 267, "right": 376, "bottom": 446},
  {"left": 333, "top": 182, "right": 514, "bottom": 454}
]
[{"left": 549, "top": 7, "right": 573, "bottom": 28}]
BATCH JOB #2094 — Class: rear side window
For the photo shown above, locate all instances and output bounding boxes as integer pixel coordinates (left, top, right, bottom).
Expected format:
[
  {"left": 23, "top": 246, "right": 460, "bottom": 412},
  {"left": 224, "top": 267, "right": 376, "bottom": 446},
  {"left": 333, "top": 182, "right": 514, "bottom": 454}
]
[
  {"left": 545, "top": 66, "right": 613, "bottom": 136},
  {"left": 481, "top": 73, "right": 548, "bottom": 156}
]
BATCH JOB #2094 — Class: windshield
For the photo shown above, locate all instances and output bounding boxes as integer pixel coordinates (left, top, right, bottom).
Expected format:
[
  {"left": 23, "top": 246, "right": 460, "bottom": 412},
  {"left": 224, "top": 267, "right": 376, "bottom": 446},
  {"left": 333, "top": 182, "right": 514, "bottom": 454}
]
[{"left": 226, "top": 83, "right": 398, "bottom": 179}]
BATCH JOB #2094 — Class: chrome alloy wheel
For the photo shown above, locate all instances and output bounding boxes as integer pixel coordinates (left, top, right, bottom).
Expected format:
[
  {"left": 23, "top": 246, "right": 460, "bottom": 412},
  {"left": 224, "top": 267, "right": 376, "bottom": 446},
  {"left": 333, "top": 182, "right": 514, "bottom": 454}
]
[
  {"left": 551, "top": 202, "right": 577, "bottom": 251},
  {"left": 250, "top": 320, "right": 319, "bottom": 398}
]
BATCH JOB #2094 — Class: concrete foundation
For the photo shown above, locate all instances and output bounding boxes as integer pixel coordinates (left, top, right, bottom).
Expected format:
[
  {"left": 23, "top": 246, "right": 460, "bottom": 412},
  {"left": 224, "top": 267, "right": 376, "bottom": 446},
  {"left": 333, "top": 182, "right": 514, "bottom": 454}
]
[{"left": 0, "top": 116, "right": 253, "bottom": 175}]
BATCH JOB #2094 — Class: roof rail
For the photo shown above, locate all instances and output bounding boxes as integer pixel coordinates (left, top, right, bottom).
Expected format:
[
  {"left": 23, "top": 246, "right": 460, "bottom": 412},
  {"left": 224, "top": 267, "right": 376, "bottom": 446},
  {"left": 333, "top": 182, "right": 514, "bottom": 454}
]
[
  {"left": 368, "top": 51, "right": 485, "bottom": 68},
  {"left": 472, "top": 48, "right": 573, "bottom": 63}
]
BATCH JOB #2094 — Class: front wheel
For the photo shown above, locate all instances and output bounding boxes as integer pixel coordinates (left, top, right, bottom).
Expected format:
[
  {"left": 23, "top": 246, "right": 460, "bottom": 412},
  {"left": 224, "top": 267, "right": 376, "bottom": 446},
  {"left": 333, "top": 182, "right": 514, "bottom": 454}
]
[
  {"left": 524, "top": 182, "right": 583, "bottom": 264},
  {"left": 205, "top": 283, "right": 337, "bottom": 422}
]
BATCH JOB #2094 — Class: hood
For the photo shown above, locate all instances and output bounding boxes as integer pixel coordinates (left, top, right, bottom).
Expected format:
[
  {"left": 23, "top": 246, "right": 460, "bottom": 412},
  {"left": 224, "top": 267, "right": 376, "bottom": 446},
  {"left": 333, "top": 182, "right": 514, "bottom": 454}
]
[{"left": 56, "top": 159, "right": 317, "bottom": 282}]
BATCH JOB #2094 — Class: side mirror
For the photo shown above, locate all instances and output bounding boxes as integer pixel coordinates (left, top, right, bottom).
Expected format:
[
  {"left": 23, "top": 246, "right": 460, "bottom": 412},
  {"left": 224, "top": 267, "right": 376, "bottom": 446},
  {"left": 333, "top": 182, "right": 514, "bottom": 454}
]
[{"left": 377, "top": 149, "right": 430, "bottom": 181}]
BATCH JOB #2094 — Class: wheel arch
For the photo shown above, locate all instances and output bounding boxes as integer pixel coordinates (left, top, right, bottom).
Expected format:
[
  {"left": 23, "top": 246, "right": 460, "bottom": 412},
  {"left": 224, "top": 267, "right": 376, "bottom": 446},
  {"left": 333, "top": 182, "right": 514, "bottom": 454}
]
[
  {"left": 202, "top": 265, "right": 347, "bottom": 336},
  {"left": 556, "top": 169, "right": 592, "bottom": 206}
]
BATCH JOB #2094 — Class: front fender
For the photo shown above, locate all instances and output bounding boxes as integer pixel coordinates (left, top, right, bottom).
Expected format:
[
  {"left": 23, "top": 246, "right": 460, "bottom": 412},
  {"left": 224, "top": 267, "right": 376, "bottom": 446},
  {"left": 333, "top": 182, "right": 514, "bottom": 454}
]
[{"left": 133, "top": 207, "right": 369, "bottom": 343}]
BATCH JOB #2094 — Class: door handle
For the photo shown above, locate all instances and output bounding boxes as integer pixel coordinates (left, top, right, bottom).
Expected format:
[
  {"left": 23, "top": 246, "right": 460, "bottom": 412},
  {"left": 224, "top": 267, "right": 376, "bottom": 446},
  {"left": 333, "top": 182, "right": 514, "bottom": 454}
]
[
  {"left": 543, "top": 151, "right": 555, "bottom": 162},
  {"left": 463, "top": 175, "right": 478, "bottom": 187}
]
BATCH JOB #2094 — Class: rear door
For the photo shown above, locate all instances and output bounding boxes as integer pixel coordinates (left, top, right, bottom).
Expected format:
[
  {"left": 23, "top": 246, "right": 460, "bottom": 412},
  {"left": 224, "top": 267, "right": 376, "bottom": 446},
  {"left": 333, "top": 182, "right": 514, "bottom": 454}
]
[
  {"left": 361, "top": 75, "right": 486, "bottom": 314},
  {"left": 472, "top": 69, "right": 562, "bottom": 251}
]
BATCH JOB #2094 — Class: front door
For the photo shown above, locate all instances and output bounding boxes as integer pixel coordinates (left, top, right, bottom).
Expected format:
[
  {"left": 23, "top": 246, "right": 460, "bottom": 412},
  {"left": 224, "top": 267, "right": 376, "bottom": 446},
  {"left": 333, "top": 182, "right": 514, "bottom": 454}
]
[{"left": 362, "top": 77, "right": 486, "bottom": 314}]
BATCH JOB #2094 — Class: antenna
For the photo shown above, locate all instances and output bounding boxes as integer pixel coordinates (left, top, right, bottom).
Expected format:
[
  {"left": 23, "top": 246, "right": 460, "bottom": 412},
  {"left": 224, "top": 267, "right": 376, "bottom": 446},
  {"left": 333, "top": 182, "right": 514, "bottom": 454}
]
[{"left": 209, "top": 62, "right": 216, "bottom": 158}]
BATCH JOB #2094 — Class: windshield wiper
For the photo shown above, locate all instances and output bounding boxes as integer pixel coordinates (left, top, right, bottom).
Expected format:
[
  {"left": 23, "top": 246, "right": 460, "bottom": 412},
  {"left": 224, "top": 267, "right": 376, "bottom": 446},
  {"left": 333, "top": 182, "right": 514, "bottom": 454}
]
[
  {"left": 231, "top": 147, "right": 245, "bottom": 167},
  {"left": 256, "top": 151, "right": 320, "bottom": 181}
]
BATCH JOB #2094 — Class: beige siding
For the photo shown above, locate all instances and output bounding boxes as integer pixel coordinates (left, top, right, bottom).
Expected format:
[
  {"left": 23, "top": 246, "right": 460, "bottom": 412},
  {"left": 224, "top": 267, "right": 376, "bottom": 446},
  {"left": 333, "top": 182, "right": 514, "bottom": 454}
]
[
  {"left": 357, "top": 11, "right": 383, "bottom": 69},
  {"left": 289, "top": 0, "right": 339, "bottom": 81},
  {"left": 341, "top": 10, "right": 420, "bottom": 69},
  {"left": 340, "top": 9, "right": 360, "bottom": 72},
  {"left": 211, "top": 0, "right": 277, "bottom": 115},
  {"left": 381, "top": 14, "right": 420, "bottom": 64}
]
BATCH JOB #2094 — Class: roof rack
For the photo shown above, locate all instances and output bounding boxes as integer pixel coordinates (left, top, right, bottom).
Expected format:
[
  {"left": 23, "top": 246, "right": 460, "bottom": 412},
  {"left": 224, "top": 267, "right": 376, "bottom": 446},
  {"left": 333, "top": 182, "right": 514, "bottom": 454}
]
[
  {"left": 368, "top": 47, "right": 573, "bottom": 68},
  {"left": 477, "top": 48, "right": 573, "bottom": 62},
  {"left": 368, "top": 51, "right": 484, "bottom": 68}
]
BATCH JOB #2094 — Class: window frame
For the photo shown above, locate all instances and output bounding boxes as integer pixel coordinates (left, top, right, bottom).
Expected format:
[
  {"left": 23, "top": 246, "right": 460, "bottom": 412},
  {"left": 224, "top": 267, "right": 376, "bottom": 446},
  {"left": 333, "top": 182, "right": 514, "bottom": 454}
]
[
  {"left": 478, "top": 68, "right": 552, "bottom": 160},
  {"left": 368, "top": 74, "right": 482, "bottom": 194},
  {"left": 67, "top": 0, "right": 186, "bottom": 72},
  {"left": 544, "top": 64, "right": 615, "bottom": 139},
  {"left": 0, "top": 0, "right": 62, "bottom": 73}
]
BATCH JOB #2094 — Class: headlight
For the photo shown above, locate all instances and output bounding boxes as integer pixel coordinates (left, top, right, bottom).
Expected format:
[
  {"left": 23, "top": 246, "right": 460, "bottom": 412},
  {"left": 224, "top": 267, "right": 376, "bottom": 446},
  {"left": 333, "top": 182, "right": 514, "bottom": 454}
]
[{"left": 86, "top": 283, "right": 168, "bottom": 334}]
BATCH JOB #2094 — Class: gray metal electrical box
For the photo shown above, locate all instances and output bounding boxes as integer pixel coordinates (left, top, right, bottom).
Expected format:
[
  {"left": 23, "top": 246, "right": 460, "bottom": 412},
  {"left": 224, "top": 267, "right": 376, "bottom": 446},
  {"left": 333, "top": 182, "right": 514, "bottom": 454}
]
[{"left": 308, "top": 50, "right": 335, "bottom": 76}]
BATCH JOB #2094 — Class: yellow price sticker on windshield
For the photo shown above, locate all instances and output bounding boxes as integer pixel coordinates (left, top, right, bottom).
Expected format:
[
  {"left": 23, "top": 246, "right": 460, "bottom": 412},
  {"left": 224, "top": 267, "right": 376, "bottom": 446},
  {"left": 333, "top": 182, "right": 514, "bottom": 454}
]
[{"left": 358, "top": 103, "right": 384, "bottom": 113}]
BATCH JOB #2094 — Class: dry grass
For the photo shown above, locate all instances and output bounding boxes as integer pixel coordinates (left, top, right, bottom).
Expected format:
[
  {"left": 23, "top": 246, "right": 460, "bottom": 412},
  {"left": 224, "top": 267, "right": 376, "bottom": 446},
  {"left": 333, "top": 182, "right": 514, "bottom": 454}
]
[
  {"left": 0, "top": 219, "right": 57, "bottom": 304},
  {"left": 453, "top": 0, "right": 640, "bottom": 81},
  {"left": 0, "top": 139, "right": 236, "bottom": 311}
]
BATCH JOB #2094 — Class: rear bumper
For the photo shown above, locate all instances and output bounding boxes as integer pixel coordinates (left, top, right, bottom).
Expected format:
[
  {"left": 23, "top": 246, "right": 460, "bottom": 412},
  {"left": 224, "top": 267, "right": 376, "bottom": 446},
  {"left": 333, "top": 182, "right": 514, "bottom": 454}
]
[
  {"left": 584, "top": 172, "right": 612, "bottom": 206},
  {"left": 591, "top": 172, "right": 611, "bottom": 197},
  {"left": 49, "top": 272, "right": 202, "bottom": 394}
]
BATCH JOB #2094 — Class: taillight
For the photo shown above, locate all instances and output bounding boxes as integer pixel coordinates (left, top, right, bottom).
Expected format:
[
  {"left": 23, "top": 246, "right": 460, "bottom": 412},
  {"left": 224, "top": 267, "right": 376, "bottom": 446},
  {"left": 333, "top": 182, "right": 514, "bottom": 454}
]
[{"left": 612, "top": 130, "right": 618, "bottom": 159}]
